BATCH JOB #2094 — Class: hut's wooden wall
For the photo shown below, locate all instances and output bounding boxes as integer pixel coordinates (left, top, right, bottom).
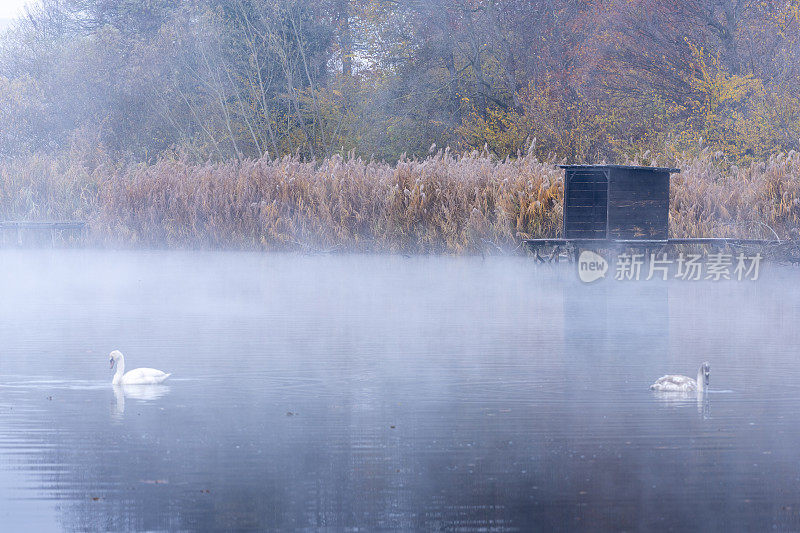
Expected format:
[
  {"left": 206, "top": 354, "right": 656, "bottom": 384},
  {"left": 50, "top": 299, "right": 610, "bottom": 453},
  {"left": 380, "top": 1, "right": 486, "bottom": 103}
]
[
  {"left": 607, "top": 169, "right": 669, "bottom": 239},
  {"left": 563, "top": 169, "right": 608, "bottom": 238}
]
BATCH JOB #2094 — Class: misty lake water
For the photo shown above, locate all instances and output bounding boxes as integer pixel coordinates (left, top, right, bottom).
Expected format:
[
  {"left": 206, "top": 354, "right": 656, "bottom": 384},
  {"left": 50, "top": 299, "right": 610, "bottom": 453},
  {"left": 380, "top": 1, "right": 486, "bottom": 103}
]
[{"left": 1, "top": 250, "right": 800, "bottom": 531}]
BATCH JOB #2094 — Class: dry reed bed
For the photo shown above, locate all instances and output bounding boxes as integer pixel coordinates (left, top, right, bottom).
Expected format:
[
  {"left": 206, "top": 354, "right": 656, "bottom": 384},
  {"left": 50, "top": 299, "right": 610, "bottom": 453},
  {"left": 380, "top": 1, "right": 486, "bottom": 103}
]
[
  {"left": 1, "top": 150, "right": 799, "bottom": 253},
  {"left": 95, "top": 152, "right": 564, "bottom": 252},
  {"left": 671, "top": 150, "right": 800, "bottom": 241}
]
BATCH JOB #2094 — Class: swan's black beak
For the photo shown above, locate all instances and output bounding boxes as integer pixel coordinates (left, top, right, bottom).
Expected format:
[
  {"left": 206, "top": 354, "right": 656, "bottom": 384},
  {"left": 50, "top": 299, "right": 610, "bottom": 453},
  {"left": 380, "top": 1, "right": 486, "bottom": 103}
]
[{"left": 109, "top": 358, "right": 115, "bottom": 369}]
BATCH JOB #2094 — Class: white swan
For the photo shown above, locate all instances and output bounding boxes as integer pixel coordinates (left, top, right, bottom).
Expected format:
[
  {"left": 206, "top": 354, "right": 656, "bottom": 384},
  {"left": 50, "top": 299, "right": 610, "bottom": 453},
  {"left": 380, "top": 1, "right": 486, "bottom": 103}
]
[
  {"left": 650, "top": 362, "right": 710, "bottom": 392},
  {"left": 109, "top": 350, "right": 171, "bottom": 385}
]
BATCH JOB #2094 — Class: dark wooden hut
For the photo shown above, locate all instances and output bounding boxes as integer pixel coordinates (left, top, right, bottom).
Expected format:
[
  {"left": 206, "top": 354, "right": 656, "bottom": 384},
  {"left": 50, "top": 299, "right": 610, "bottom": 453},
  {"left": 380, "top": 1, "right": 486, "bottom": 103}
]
[{"left": 560, "top": 165, "right": 680, "bottom": 240}]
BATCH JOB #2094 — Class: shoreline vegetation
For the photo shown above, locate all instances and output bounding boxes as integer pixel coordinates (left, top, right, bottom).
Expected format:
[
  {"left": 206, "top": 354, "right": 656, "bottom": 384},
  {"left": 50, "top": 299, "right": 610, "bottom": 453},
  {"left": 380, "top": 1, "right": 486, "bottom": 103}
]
[
  {"left": 1, "top": 149, "right": 800, "bottom": 255},
  {"left": 2, "top": 2, "right": 799, "bottom": 257}
]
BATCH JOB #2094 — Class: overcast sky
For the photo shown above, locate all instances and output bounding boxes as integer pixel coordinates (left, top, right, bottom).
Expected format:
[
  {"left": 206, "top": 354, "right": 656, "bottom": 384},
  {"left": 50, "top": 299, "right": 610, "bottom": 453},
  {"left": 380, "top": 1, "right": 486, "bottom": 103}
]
[{"left": 0, "top": 0, "right": 34, "bottom": 19}]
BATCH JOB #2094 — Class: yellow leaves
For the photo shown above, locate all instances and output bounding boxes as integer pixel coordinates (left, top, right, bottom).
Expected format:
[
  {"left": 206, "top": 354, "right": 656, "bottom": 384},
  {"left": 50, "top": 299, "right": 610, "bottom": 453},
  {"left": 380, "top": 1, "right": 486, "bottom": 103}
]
[
  {"left": 689, "top": 62, "right": 763, "bottom": 121},
  {"left": 455, "top": 104, "right": 527, "bottom": 158},
  {"left": 455, "top": 77, "right": 610, "bottom": 163},
  {"left": 655, "top": 39, "right": 800, "bottom": 164}
]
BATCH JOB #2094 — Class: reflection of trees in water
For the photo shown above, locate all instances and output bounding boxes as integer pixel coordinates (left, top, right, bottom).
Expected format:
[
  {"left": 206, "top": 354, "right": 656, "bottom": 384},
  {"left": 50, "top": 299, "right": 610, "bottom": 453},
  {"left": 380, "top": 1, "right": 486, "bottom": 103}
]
[
  {"left": 8, "top": 382, "right": 565, "bottom": 530},
  {"left": 4, "top": 370, "right": 800, "bottom": 528}
]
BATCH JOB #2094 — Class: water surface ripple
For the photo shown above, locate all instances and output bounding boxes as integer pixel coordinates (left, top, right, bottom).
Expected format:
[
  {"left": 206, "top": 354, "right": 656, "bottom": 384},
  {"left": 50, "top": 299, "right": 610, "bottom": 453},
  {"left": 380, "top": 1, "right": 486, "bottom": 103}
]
[{"left": 0, "top": 250, "right": 799, "bottom": 531}]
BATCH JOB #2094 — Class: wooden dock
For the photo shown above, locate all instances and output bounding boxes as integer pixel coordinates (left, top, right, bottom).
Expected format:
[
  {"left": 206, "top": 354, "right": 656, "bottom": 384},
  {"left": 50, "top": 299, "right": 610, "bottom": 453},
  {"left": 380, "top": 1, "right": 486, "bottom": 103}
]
[
  {"left": 524, "top": 238, "right": 781, "bottom": 262},
  {"left": 0, "top": 220, "right": 87, "bottom": 247}
]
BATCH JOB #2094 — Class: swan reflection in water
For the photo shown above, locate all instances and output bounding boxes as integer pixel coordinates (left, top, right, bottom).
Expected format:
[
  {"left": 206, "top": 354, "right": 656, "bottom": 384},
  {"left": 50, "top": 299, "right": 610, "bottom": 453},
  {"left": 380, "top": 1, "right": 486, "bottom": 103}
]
[
  {"left": 112, "top": 384, "right": 170, "bottom": 419},
  {"left": 652, "top": 390, "right": 711, "bottom": 419}
]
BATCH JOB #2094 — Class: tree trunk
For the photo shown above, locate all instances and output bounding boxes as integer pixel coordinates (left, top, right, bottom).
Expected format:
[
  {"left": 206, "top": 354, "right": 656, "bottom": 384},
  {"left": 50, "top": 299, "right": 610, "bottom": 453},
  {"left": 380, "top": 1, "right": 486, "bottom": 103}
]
[{"left": 338, "top": 0, "right": 352, "bottom": 76}]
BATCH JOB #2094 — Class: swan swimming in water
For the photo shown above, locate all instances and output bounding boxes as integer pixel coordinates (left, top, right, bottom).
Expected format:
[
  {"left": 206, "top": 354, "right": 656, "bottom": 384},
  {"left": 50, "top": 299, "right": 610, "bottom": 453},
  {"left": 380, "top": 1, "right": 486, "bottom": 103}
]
[
  {"left": 650, "top": 362, "right": 710, "bottom": 393},
  {"left": 109, "top": 350, "right": 171, "bottom": 385}
]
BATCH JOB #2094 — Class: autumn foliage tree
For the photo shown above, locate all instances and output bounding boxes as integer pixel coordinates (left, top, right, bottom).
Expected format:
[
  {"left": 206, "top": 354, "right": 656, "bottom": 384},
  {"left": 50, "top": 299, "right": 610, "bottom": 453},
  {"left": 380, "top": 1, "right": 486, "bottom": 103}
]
[{"left": 0, "top": 0, "right": 797, "bottom": 164}]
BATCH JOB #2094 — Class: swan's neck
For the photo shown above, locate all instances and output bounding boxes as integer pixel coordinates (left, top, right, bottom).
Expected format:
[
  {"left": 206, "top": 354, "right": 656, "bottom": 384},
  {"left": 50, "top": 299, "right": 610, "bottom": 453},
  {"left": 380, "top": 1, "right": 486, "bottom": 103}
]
[
  {"left": 113, "top": 356, "right": 125, "bottom": 384},
  {"left": 696, "top": 368, "right": 705, "bottom": 393}
]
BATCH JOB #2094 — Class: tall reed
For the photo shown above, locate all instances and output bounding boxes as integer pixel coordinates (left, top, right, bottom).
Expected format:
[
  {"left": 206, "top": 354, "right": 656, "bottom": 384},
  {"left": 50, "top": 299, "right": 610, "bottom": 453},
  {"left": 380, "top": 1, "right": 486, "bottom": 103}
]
[{"left": 1, "top": 149, "right": 799, "bottom": 253}]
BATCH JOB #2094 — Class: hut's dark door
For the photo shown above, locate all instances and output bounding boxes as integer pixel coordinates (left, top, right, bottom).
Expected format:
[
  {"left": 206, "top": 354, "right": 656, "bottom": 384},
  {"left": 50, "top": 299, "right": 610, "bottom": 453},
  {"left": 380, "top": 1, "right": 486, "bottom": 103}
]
[{"left": 564, "top": 169, "right": 608, "bottom": 238}]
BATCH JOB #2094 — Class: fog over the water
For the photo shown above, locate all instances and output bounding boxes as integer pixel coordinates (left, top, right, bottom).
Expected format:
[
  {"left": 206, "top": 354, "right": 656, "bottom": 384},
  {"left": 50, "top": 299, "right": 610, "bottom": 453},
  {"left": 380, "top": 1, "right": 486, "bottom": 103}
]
[
  {"left": 0, "top": 0, "right": 30, "bottom": 19},
  {"left": 0, "top": 250, "right": 799, "bottom": 531}
]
